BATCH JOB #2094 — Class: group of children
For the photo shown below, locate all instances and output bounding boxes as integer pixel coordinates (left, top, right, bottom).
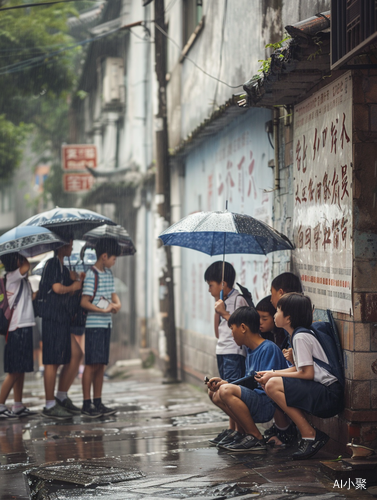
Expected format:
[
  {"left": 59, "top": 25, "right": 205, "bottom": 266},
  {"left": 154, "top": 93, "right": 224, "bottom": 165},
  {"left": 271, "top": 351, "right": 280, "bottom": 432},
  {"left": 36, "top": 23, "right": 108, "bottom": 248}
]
[
  {"left": 0, "top": 247, "right": 344, "bottom": 460},
  {"left": 0, "top": 238, "right": 121, "bottom": 420},
  {"left": 204, "top": 263, "right": 344, "bottom": 460}
]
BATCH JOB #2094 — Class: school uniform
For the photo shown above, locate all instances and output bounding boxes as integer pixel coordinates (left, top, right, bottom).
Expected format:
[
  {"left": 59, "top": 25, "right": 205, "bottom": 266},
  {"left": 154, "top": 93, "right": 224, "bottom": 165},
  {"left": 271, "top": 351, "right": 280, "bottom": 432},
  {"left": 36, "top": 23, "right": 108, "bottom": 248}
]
[
  {"left": 82, "top": 267, "right": 115, "bottom": 365},
  {"left": 216, "top": 289, "right": 248, "bottom": 382},
  {"left": 39, "top": 257, "right": 72, "bottom": 365},
  {"left": 238, "top": 340, "right": 288, "bottom": 423},
  {"left": 283, "top": 331, "right": 344, "bottom": 418},
  {"left": 4, "top": 269, "right": 35, "bottom": 373}
]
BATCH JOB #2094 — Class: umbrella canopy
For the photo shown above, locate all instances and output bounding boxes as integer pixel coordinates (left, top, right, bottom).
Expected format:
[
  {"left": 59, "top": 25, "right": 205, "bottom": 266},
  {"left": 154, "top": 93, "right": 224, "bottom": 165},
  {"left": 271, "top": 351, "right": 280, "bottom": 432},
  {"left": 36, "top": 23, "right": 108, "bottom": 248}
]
[
  {"left": 159, "top": 210, "right": 294, "bottom": 256},
  {"left": 82, "top": 224, "right": 136, "bottom": 256},
  {"left": 0, "top": 226, "right": 67, "bottom": 258},
  {"left": 19, "top": 207, "right": 116, "bottom": 240}
]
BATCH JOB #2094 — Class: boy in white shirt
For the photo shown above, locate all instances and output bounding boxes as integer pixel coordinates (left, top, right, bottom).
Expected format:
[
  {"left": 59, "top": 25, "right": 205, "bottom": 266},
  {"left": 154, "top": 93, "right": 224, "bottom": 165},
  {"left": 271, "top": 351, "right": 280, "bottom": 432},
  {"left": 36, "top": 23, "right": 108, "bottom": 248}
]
[
  {"left": 204, "top": 261, "right": 249, "bottom": 445},
  {"left": 0, "top": 252, "right": 36, "bottom": 418},
  {"left": 257, "top": 292, "right": 344, "bottom": 460}
]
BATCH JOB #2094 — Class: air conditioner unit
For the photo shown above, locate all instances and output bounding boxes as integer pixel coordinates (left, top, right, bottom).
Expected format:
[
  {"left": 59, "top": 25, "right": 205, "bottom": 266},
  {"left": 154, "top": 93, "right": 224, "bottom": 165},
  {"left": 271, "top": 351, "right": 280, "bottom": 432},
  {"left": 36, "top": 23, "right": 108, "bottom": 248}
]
[{"left": 103, "top": 57, "right": 125, "bottom": 106}]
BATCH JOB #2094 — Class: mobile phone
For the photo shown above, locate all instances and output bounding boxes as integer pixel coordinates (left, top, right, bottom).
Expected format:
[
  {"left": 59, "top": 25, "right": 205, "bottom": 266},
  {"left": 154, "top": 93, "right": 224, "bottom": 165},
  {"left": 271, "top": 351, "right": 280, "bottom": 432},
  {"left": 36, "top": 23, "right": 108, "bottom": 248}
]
[{"left": 96, "top": 296, "right": 110, "bottom": 309}]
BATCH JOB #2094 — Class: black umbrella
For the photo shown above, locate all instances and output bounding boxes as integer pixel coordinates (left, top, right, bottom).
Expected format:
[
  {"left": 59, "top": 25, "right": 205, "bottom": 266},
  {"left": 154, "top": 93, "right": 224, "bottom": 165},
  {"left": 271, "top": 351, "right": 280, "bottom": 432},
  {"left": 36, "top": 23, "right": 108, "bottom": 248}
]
[
  {"left": 19, "top": 207, "right": 116, "bottom": 240},
  {"left": 82, "top": 224, "right": 136, "bottom": 256}
]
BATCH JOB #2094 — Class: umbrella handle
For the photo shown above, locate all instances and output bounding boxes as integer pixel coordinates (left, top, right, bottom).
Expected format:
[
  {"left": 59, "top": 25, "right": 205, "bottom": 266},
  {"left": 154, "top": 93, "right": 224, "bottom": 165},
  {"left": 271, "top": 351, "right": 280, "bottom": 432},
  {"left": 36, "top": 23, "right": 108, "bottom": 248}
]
[{"left": 220, "top": 290, "right": 223, "bottom": 300}]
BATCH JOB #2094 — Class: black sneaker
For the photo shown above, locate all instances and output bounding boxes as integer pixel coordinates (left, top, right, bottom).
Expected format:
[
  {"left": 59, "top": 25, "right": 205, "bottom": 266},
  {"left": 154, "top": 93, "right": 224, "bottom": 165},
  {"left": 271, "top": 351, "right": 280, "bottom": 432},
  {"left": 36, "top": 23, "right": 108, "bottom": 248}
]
[
  {"left": 264, "top": 423, "right": 279, "bottom": 440},
  {"left": 95, "top": 403, "right": 117, "bottom": 416},
  {"left": 0, "top": 408, "right": 18, "bottom": 419},
  {"left": 55, "top": 397, "right": 81, "bottom": 415},
  {"left": 217, "top": 430, "right": 243, "bottom": 449},
  {"left": 265, "top": 422, "right": 297, "bottom": 447},
  {"left": 224, "top": 434, "right": 267, "bottom": 452},
  {"left": 220, "top": 431, "right": 245, "bottom": 449},
  {"left": 81, "top": 405, "right": 103, "bottom": 419},
  {"left": 209, "top": 429, "right": 232, "bottom": 445},
  {"left": 292, "top": 429, "right": 329, "bottom": 460}
]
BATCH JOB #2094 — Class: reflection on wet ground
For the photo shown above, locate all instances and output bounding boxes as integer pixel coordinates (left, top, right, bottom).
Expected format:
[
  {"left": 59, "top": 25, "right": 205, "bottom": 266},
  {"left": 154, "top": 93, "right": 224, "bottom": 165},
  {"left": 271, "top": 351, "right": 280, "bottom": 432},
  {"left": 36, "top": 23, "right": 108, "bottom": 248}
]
[{"left": 0, "top": 364, "right": 373, "bottom": 499}]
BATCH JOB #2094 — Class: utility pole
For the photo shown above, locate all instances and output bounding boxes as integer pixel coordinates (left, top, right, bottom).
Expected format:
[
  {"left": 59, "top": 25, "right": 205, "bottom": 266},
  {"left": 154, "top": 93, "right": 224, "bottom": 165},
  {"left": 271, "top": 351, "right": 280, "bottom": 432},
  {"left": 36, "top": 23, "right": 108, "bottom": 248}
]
[{"left": 154, "top": 0, "right": 178, "bottom": 382}]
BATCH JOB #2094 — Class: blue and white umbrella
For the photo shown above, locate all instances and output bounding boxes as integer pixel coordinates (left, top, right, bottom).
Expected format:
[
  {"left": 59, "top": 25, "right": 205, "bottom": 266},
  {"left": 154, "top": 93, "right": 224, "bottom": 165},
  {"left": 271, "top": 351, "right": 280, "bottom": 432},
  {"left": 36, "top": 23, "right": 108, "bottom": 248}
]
[
  {"left": 0, "top": 226, "right": 67, "bottom": 257},
  {"left": 19, "top": 207, "right": 116, "bottom": 240},
  {"left": 159, "top": 210, "right": 294, "bottom": 256},
  {"left": 159, "top": 209, "right": 294, "bottom": 299}
]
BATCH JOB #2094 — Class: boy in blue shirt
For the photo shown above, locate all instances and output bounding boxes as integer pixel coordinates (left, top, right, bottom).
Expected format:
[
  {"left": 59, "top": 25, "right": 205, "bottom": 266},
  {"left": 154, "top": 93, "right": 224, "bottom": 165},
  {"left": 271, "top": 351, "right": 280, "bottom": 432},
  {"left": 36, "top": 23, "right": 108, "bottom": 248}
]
[
  {"left": 207, "top": 306, "right": 287, "bottom": 452},
  {"left": 80, "top": 239, "right": 121, "bottom": 418}
]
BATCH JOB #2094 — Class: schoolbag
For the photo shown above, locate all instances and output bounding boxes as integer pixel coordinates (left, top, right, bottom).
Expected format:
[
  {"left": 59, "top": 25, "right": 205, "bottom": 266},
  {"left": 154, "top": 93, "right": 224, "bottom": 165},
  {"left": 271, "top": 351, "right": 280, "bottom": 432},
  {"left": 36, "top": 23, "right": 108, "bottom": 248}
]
[
  {"left": 236, "top": 282, "right": 255, "bottom": 308},
  {"left": 70, "top": 267, "right": 99, "bottom": 328},
  {"left": 292, "top": 309, "right": 345, "bottom": 387},
  {"left": 0, "top": 277, "right": 11, "bottom": 335},
  {"left": 0, "top": 278, "right": 24, "bottom": 336}
]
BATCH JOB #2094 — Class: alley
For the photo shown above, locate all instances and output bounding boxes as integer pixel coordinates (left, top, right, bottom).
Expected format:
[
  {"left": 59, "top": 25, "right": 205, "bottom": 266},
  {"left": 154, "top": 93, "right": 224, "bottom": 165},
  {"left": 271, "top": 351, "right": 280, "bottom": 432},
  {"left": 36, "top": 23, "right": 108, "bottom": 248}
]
[{"left": 0, "top": 361, "right": 371, "bottom": 500}]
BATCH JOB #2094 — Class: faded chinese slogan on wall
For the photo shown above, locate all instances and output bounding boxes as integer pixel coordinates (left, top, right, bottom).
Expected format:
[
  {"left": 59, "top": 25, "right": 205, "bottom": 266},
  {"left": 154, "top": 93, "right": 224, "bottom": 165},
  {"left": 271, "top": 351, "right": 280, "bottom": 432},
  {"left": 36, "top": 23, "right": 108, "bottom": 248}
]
[{"left": 293, "top": 72, "right": 352, "bottom": 314}]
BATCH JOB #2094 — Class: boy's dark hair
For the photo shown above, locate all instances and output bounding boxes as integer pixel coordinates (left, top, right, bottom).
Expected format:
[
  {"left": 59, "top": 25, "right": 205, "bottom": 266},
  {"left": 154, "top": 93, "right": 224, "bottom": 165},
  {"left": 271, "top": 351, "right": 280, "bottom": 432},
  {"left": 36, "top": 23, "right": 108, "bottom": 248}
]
[
  {"left": 256, "top": 295, "right": 276, "bottom": 317},
  {"left": 204, "top": 261, "right": 235, "bottom": 288},
  {"left": 271, "top": 272, "right": 302, "bottom": 294},
  {"left": 277, "top": 292, "right": 312, "bottom": 329},
  {"left": 95, "top": 238, "right": 121, "bottom": 259},
  {"left": 228, "top": 306, "right": 260, "bottom": 333},
  {"left": 0, "top": 252, "right": 22, "bottom": 273}
]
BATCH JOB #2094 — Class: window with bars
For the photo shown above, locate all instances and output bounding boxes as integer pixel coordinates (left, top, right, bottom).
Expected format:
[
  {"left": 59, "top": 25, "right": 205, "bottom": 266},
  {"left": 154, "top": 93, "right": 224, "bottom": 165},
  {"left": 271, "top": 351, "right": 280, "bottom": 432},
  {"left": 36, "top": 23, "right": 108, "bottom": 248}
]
[{"left": 331, "top": 0, "right": 377, "bottom": 68}]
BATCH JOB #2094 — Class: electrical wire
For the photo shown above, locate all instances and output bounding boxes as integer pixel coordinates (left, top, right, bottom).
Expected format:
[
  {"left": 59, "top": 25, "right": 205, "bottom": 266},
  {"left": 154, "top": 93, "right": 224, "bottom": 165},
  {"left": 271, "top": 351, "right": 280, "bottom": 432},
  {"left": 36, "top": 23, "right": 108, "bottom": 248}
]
[
  {"left": 0, "top": 0, "right": 96, "bottom": 12},
  {"left": 153, "top": 21, "right": 243, "bottom": 89},
  {"left": 0, "top": 26, "right": 120, "bottom": 76}
]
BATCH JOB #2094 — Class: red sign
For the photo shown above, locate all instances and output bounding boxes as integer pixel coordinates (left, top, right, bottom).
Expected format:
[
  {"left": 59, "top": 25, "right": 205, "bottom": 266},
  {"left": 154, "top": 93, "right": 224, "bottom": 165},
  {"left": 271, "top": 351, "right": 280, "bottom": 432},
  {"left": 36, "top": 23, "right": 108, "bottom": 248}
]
[
  {"left": 62, "top": 144, "right": 97, "bottom": 171},
  {"left": 63, "top": 173, "right": 95, "bottom": 192}
]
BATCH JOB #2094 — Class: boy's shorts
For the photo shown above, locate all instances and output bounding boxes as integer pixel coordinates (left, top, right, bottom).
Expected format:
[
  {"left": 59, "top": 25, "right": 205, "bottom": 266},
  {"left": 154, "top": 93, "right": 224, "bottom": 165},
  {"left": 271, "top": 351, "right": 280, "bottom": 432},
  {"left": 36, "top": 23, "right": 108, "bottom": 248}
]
[
  {"left": 283, "top": 378, "right": 344, "bottom": 418},
  {"left": 240, "top": 387, "right": 276, "bottom": 423},
  {"left": 4, "top": 327, "right": 34, "bottom": 373},
  {"left": 85, "top": 327, "right": 111, "bottom": 365},
  {"left": 217, "top": 354, "right": 245, "bottom": 383},
  {"left": 42, "top": 319, "right": 71, "bottom": 365}
]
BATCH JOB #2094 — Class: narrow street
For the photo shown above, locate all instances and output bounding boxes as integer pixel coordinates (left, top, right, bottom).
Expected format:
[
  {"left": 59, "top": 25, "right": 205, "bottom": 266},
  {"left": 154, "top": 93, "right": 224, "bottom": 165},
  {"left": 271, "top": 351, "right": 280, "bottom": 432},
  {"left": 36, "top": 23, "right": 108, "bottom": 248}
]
[{"left": 0, "top": 361, "right": 370, "bottom": 499}]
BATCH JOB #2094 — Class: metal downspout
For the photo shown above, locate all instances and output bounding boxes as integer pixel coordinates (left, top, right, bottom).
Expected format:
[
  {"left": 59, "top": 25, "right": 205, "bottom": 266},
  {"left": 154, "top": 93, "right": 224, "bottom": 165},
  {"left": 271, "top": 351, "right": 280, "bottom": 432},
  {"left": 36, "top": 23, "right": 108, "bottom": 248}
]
[{"left": 273, "top": 108, "right": 280, "bottom": 191}]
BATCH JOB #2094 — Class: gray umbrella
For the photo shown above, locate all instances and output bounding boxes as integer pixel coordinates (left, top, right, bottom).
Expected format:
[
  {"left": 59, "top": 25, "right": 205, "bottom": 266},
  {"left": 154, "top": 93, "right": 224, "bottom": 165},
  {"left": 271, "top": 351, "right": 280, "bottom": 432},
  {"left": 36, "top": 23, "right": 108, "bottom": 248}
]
[{"left": 0, "top": 226, "right": 67, "bottom": 257}]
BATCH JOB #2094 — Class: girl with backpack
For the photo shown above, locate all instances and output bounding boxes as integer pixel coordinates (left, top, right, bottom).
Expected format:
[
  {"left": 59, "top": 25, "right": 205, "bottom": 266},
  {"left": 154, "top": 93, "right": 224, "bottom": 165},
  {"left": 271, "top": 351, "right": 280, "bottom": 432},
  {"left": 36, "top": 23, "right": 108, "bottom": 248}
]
[
  {"left": 0, "top": 252, "right": 37, "bottom": 418},
  {"left": 256, "top": 292, "right": 344, "bottom": 460}
]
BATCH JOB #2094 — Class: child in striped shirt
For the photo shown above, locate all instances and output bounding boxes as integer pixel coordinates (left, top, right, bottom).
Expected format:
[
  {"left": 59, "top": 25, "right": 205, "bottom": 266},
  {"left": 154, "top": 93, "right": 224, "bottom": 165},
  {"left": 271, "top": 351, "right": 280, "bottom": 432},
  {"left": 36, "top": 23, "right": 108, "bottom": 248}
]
[{"left": 80, "top": 238, "right": 121, "bottom": 418}]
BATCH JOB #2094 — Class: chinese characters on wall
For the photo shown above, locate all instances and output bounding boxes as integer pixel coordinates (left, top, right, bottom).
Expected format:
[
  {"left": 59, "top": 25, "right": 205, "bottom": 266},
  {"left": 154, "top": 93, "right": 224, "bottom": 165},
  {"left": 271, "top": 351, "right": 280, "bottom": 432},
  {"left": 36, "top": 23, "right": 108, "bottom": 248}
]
[{"left": 293, "top": 73, "right": 353, "bottom": 314}]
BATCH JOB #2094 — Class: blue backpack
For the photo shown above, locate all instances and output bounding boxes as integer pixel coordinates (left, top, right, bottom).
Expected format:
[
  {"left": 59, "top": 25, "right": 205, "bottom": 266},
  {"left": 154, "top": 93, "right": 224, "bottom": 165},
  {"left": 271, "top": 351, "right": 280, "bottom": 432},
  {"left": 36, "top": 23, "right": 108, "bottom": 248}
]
[{"left": 292, "top": 310, "right": 345, "bottom": 387}]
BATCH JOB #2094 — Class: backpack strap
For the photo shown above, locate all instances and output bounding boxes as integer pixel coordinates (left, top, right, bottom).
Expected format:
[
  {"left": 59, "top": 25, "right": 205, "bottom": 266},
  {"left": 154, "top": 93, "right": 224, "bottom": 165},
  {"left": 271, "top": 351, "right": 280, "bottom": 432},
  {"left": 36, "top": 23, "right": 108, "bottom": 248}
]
[
  {"left": 6, "top": 280, "right": 24, "bottom": 342},
  {"left": 292, "top": 327, "right": 332, "bottom": 374},
  {"left": 89, "top": 267, "right": 99, "bottom": 304}
]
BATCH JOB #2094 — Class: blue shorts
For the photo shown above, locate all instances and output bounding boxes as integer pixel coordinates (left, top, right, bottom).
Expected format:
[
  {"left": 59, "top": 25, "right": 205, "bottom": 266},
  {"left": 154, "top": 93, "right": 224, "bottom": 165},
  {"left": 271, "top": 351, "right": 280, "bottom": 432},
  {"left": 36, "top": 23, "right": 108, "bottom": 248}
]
[
  {"left": 4, "top": 327, "right": 34, "bottom": 373},
  {"left": 240, "top": 387, "right": 276, "bottom": 423},
  {"left": 217, "top": 354, "right": 245, "bottom": 383},
  {"left": 85, "top": 327, "right": 111, "bottom": 365}
]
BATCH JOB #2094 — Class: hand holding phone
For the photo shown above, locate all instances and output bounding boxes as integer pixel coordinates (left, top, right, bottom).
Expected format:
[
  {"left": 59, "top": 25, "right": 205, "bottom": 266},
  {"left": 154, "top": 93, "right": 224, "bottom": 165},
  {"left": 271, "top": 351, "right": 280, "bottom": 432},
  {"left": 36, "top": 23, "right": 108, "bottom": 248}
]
[{"left": 96, "top": 296, "right": 111, "bottom": 309}]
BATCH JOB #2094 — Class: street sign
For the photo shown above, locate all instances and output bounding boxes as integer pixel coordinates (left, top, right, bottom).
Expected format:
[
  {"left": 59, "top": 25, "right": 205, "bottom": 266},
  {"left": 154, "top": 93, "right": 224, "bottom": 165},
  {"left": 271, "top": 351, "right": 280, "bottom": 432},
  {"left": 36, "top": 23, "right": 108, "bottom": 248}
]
[
  {"left": 63, "top": 173, "right": 95, "bottom": 193},
  {"left": 62, "top": 145, "right": 97, "bottom": 171}
]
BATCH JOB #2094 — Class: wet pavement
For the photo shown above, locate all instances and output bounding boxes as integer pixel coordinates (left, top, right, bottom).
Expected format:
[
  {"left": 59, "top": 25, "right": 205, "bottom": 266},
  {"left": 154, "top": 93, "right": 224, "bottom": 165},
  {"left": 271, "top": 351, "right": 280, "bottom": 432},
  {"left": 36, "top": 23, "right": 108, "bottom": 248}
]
[{"left": 0, "top": 361, "right": 375, "bottom": 499}]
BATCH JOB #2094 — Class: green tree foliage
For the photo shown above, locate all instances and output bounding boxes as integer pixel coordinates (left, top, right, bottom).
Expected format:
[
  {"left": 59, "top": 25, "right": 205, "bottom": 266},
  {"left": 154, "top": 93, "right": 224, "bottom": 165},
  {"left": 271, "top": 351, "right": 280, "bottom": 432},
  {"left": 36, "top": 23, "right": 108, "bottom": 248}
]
[{"left": 0, "top": 0, "right": 83, "bottom": 183}]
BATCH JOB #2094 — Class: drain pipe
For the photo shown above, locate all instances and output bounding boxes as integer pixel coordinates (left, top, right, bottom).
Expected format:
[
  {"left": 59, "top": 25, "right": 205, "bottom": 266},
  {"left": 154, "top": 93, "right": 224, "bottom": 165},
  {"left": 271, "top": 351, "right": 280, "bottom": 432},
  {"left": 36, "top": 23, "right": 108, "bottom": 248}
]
[{"left": 273, "top": 108, "right": 280, "bottom": 191}]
